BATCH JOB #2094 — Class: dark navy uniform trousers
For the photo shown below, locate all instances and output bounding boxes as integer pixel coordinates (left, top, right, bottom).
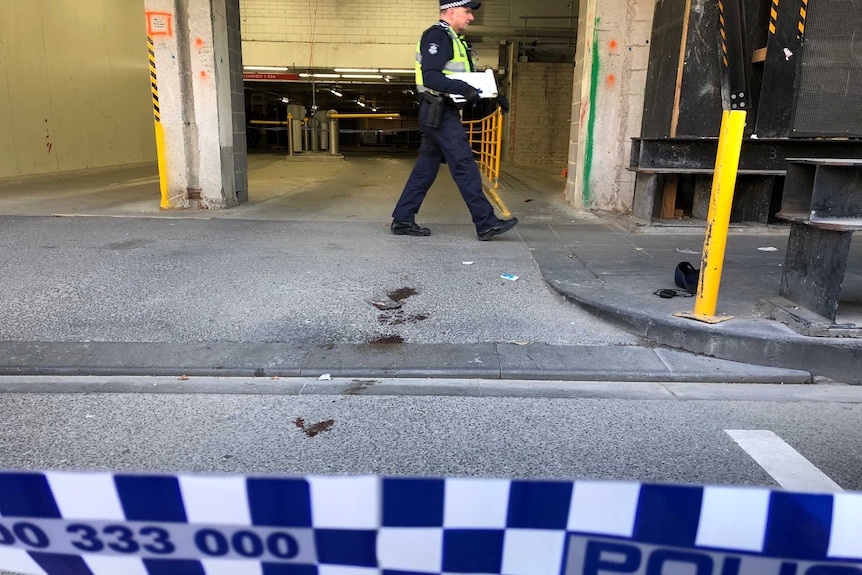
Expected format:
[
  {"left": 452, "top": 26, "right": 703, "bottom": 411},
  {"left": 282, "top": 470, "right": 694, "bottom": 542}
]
[{"left": 392, "top": 99, "right": 499, "bottom": 232}]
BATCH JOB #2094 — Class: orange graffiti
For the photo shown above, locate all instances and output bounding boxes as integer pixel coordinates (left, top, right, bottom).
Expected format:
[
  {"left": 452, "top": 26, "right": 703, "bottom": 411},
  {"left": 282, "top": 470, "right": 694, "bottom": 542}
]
[
  {"left": 200, "top": 71, "right": 208, "bottom": 80},
  {"left": 609, "top": 40, "right": 618, "bottom": 51},
  {"left": 607, "top": 74, "right": 616, "bottom": 87},
  {"left": 195, "top": 38, "right": 204, "bottom": 48},
  {"left": 146, "top": 12, "right": 174, "bottom": 37}
]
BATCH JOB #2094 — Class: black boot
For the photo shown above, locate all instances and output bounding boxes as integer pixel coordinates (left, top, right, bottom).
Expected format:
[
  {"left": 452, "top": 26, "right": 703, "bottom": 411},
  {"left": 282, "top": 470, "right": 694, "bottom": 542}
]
[
  {"left": 478, "top": 217, "right": 518, "bottom": 241},
  {"left": 391, "top": 219, "right": 431, "bottom": 236}
]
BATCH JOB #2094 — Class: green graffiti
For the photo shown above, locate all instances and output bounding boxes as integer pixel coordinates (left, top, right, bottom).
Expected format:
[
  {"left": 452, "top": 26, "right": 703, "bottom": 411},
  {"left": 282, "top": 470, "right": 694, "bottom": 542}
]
[{"left": 583, "top": 18, "right": 601, "bottom": 207}]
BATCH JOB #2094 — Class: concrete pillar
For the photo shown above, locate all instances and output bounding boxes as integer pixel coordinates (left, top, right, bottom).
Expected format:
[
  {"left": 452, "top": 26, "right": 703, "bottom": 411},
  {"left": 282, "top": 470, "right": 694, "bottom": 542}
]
[
  {"left": 568, "top": 0, "right": 653, "bottom": 213},
  {"left": 144, "top": 0, "right": 247, "bottom": 210}
]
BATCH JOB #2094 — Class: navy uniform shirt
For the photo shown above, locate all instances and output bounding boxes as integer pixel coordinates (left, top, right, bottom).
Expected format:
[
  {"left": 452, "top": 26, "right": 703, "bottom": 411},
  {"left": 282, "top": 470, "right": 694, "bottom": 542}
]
[{"left": 419, "top": 21, "right": 476, "bottom": 97}]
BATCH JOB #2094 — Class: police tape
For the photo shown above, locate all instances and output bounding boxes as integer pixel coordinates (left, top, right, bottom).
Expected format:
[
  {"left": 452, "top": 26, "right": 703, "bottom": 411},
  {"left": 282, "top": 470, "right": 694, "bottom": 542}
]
[{"left": 0, "top": 471, "right": 860, "bottom": 575}]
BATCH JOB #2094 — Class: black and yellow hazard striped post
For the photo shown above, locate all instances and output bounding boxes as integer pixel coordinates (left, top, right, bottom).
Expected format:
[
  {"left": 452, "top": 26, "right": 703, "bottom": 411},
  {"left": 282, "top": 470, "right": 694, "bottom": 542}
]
[
  {"left": 676, "top": 0, "right": 748, "bottom": 324},
  {"left": 797, "top": 0, "right": 808, "bottom": 38},
  {"left": 768, "top": 0, "right": 779, "bottom": 35},
  {"left": 148, "top": 35, "right": 170, "bottom": 209}
]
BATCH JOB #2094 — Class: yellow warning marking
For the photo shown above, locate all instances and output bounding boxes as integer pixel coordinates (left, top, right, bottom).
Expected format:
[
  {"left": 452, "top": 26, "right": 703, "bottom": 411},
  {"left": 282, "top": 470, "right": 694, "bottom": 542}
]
[
  {"left": 483, "top": 186, "right": 512, "bottom": 219},
  {"left": 148, "top": 39, "right": 160, "bottom": 124},
  {"left": 719, "top": 0, "right": 728, "bottom": 69},
  {"left": 768, "top": 0, "right": 779, "bottom": 35}
]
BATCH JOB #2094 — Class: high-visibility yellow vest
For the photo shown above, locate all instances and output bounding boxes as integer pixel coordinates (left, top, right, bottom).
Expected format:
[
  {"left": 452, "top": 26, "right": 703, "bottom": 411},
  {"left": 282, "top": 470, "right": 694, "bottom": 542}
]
[{"left": 415, "top": 23, "right": 473, "bottom": 95}]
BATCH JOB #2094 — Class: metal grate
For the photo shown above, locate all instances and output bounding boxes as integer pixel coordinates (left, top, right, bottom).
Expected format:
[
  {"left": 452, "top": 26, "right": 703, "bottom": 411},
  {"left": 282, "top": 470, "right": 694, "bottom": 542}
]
[{"left": 791, "top": 0, "right": 862, "bottom": 137}]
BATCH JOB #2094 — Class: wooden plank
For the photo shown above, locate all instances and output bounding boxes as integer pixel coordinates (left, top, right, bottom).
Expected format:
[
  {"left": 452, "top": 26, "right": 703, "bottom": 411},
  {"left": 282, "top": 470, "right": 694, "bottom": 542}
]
[
  {"left": 670, "top": 0, "right": 693, "bottom": 137},
  {"left": 752, "top": 47, "right": 767, "bottom": 63},
  {"left": 661, "top": 175, "right": 679, "bottom": 218}
]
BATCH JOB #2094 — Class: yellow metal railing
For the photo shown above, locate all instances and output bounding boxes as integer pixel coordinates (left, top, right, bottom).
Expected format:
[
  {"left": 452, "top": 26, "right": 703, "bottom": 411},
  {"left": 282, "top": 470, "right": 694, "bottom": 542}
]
[
  {"left": 463, "top": 108, "right": 510, "bottom": 217},
  {"left": 463, "top": 108, "right": 504, "bottom": 189}
]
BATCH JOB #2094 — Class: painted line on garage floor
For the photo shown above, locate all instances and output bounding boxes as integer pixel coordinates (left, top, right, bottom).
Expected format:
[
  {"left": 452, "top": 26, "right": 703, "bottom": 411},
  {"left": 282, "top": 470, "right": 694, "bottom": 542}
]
[{"left": 726, "top": 429, "right": 843, "bottom": 493}]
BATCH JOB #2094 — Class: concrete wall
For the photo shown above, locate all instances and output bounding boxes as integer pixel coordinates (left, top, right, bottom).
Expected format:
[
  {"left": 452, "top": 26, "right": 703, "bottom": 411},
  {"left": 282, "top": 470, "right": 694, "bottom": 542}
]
[
  {"left": 510, "top": 62, "right": 574, "bottom": 165},
  {"left": 146, "top": 0, "right": 247, "bottom": 209},
  {"left": 568, "top": 0, "right": 590, "bottom": 198},
  {"left": 0, "top": 0, "right": 155, "bottom": 179},
  {"left": 237, "top": 0, "right": 576, "bottom": 70},
  {"left": 568, "top": 0, "right": 652, "bottom": 213},
  {"left": 225, "top": 0, "right": 248, "bottom": 203}
]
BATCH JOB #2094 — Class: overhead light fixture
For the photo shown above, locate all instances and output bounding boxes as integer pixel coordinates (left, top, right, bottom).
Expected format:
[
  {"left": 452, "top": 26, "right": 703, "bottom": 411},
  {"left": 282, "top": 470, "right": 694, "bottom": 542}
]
[
  {"left": 341, "top": 74, "right": 384, "bottom": 80},
  {"left": 330, "top": 89, "right": 343, "bottom": 97},
  {"left": 335, "top": 68, "right": 379, "bottom": 73},
  {"left": 356, "top": 101, "right": 366, "bottom": 108},
  {"left": 299, "top": 73, "right": 340, "bottom": 79},
  {"left": 384, "top": 76, "right": 391, "bottom": 83},
  {"left": 244, "top": 66, "right": 289, "bottom": 71},
  {"left": 281, "top": 97, "right": 290, "bottom": 104},
  {"left": 379, "top": 69, "right": 414, "bottom": 74}
]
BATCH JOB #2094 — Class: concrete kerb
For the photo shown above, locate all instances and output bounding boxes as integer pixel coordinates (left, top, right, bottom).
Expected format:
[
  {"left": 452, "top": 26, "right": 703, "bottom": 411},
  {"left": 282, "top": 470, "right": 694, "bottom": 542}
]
[
  {"left": 532, "top": 248, "right": 862, "bottom": 385},
  {"left": 0, "top": 342, "right": 811, "bottom": 385}
]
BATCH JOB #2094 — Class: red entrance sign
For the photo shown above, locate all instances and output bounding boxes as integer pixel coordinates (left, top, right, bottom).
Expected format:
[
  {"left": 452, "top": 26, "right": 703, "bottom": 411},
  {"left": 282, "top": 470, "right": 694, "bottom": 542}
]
[{"left": 243, "top": 73, "right": 300, "bottom": 81}]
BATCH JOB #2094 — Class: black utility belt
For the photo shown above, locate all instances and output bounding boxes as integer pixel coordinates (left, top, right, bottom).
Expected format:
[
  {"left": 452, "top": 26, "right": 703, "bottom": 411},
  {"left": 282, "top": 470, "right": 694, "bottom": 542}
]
[{"left": 420, "top": 92, "right": 455, "bottom": 105}]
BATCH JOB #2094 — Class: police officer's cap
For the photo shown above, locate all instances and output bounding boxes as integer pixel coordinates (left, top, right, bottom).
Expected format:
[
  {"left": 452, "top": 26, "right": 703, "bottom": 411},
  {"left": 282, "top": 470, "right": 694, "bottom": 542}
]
[{"left": 440, "top": 0, "right": 481, "bottom": 9}]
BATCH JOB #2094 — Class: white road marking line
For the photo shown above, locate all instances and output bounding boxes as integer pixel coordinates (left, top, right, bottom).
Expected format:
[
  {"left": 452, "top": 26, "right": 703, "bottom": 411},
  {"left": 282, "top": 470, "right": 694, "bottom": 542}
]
[{"left": 726, "top": 430, "right": 843, "bottom": 493}]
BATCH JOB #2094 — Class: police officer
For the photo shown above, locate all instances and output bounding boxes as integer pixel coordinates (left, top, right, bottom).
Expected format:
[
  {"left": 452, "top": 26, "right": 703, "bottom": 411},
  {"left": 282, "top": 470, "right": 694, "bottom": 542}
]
[{"left": 390, "top": 0, "right": 518, "bottom": 241}]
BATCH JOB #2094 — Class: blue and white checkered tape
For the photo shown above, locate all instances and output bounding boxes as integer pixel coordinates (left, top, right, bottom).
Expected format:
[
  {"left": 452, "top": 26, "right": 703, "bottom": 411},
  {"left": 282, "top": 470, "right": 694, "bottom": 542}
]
[{"left": 0, "top": 471, "right": 859, "bottom": 575}]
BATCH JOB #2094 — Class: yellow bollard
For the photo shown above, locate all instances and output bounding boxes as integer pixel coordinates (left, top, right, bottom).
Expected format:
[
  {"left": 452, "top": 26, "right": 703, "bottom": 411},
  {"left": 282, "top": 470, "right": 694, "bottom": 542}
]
[
  {"left": 676, "top": 109, "right": 746, "bottom": 324},
  {"left": 155, "top": 121, "right": 170, "bottom": 210}
]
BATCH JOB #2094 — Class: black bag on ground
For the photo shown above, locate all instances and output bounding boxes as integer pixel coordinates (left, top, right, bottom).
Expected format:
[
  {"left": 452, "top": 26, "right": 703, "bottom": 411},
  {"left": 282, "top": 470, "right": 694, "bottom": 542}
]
[{"left": 675, "top": 261, "right": 700, "bottom": 294}]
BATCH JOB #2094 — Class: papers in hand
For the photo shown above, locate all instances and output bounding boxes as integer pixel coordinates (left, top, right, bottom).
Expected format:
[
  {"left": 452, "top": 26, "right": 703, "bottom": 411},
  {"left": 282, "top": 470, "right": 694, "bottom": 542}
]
[{"left": 449, "top": 69, "right": 499, "bottom": 103}]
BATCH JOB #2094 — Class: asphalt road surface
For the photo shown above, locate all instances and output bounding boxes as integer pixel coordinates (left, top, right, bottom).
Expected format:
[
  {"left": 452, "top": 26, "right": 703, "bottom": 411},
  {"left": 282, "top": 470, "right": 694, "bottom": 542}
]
[
  {"left": 0, "top": 216, "right": 639, "bottom": 347},
  {"left": 2, "top": 377, "right": 861, "bottom": 575},
  {"left": 1, "top": 378, "right": 859, "bottom": 490}
]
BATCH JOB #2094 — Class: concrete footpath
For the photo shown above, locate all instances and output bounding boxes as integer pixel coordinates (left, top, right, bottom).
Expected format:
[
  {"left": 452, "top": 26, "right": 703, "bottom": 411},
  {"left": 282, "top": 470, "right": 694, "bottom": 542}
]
[
  {"left": 0, "top": 153, "right": 859, "bottom": 385},
  {"left": 522, "top": 222, "right": 862, "bottom": 385}
]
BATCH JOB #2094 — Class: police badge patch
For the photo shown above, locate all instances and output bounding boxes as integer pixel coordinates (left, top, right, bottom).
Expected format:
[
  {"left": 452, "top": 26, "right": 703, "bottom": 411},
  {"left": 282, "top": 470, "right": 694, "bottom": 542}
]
[{"left": 428, "top": 43, "right": 439, "bottom": 55}]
